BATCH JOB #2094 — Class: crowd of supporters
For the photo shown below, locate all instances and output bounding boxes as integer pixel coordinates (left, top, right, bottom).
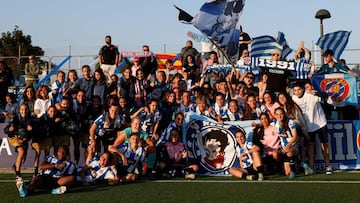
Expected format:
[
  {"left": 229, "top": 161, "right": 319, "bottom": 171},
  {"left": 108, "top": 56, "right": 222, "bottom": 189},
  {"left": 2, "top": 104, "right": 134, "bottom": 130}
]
[{"left": 2, "top": 36, "right": 359, "bottom": 197}]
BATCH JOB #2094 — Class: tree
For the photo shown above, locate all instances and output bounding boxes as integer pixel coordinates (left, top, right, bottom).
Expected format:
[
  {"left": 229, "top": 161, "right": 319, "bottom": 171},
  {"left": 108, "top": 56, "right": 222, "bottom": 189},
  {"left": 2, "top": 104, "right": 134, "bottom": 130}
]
[{"left": 0, "top": 25, "right": 44, "bottom": 78}]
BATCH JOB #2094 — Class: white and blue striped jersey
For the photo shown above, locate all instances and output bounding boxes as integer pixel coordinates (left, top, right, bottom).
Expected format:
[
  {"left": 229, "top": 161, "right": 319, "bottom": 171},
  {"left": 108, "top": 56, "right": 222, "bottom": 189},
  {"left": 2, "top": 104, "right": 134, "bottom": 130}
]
[
  {"left": 94, "top": 113, "right": 123, "bottom": 137},
  {"left": 139, "top": 110, "right": 162, "bottom": 135},
  {"left": 296, "top": 59, "right": 311, "bottom": 80},
  {"left": 226, "top": 111, "right": 243, "bottom": 121},
  {"left": 117, "top": 143, "right": 145, "bottom": 173},
  {"left": 176, "top": 102, "right": 195, "bottom": 115},
  {"left": 271, "top": 118, "right": 297, "bottom": 148},
  {"left": 213, "top": 102, "right": 229, "bottom": 120},
  {"left": 76, "top": 156, "right": 116, "bottom": 183},
  {"left": 42, "top": 156, "right": 76, "bottom": 178},
  {"left": 236, "top": 141, "right": 254, "bottom": 168}
]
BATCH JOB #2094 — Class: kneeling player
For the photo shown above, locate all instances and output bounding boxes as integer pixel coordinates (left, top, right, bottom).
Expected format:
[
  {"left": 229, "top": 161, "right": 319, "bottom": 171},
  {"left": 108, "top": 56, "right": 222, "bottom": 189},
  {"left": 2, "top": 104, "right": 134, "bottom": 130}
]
[
  {"left": 109, "top": 133, "right": 145, "bottom": 183},
  {"left": 272, "top": 107, "right": 299, "bottom": 179}
]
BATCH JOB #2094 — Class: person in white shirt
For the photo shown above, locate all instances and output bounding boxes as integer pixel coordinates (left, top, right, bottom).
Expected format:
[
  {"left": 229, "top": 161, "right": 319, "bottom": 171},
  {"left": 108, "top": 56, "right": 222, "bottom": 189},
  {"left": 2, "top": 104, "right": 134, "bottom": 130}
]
[{"left": 292, "top": 83, "right": 332, "bottom": 175}]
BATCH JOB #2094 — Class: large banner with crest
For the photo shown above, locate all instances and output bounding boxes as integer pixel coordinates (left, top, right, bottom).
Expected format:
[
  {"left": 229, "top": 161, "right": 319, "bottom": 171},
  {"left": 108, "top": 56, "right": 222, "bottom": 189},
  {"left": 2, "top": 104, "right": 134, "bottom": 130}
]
[{"left": 182, "top": 112, "right": 360, "bottom": 175}]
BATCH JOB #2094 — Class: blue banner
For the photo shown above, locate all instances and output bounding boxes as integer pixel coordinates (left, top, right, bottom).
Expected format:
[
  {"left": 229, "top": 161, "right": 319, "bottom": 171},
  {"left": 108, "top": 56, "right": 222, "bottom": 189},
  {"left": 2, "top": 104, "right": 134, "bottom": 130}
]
[{"left": 311, "top": 74, "right": 358, "bottom": 107}]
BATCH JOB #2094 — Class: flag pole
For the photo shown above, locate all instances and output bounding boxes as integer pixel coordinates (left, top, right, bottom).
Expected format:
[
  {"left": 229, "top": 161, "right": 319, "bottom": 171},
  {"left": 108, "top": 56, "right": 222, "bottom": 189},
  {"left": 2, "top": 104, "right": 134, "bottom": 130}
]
[{"left": 206, "top": 36, "right": 236, "bottom": 69}]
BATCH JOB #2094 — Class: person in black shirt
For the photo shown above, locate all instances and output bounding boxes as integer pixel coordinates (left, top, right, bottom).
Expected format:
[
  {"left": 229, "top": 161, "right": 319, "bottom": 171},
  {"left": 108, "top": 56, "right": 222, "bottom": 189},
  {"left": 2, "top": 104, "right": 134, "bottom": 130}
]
[{"left": 98, "top": 35, "right": 119, "bottom": 75}]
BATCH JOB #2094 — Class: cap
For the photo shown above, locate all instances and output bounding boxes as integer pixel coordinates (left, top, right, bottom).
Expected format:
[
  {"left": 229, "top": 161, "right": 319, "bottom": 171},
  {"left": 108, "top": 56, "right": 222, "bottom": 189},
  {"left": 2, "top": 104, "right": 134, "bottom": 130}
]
[
  {"left": 322, "top": 49, "right": 334, "bottom": 57},
  {"left": 133, "top": 57, "right": 140, "bottom": 62}
]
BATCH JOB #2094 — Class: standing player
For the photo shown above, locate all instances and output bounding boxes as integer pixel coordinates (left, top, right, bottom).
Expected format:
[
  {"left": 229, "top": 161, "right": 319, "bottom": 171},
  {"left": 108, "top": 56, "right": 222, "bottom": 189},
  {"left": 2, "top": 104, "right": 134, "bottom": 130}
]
[
  {"left": 4, "top": 104, "right": 33, "bottom": 197},
  {"left": 88, "top": 104, "right": 123, "bottom": 163}
]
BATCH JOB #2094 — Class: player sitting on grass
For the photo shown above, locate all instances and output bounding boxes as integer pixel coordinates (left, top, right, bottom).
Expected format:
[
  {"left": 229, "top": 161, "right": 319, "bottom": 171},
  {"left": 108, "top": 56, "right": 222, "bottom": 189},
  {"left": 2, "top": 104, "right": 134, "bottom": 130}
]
[
  {"left": 157, "top": 128, "right": 198, "bottom": 179},
  {"left": 229, "top": 128, "right": 264, "bottom": 181},
  {"left": 24, "top": 146, "right": 76, "bottom": 196}
]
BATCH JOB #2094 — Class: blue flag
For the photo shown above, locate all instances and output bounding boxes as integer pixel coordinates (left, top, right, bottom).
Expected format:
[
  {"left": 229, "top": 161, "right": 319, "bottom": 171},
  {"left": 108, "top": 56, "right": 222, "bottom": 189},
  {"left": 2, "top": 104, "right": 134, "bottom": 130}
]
[
  {"left": 277, "top": 32, "right": 292, "bottom": 60},
  {"left": 316, "top": 30, "right": 351, "bottom": 60},
  {"left": 250, "top": 32, "right": 292, "bottom": 60},
  {"left": 250, "top": 35, "right": 282, "bottom": 59},
  {"left": 176, "top": 0, "right": 246, "bottom": 63},
  {"left": 310, "top": 73, "right": 358, "bottom": 107}
]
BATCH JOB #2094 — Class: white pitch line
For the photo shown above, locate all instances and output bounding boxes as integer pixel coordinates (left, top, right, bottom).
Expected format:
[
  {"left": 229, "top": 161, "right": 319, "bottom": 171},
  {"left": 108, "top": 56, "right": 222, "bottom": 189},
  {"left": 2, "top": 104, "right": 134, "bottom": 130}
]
[
  {"left": 1, "top": 179, "right": 359, "bottom": 184},
  {"left": 151, "top": 180, "right": 360, "bottom": 184}
]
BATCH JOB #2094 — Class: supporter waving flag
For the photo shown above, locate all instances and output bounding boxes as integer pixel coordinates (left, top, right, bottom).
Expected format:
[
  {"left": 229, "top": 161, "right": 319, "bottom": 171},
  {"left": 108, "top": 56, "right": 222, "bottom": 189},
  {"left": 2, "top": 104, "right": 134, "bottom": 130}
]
[
  {"left": 250, "top": 35, "right": 282, "bottom": 59},
  {"left": 175, "top": 0, "right": 246, "bottom": 63},
  {"left": 316, "top": 30, "right": 351, "bottom": 60}
]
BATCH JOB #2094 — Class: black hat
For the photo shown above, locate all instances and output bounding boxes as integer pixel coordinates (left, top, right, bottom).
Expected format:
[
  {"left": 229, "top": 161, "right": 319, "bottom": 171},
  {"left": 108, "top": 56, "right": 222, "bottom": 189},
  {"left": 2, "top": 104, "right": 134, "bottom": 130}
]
[
  {"left": 191, "top": 86, "right": 201, "bottom": 92},
  {"left": 323, "top": 49, "right": 334, "bottom": 56}
]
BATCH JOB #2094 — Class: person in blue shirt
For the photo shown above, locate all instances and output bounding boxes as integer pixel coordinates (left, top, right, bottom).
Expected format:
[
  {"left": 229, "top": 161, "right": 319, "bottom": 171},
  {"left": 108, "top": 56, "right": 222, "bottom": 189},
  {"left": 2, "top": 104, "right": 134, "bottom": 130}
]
[
  {"left": 74, "top": 65, "right": 94, "bottom": 105},
  {"left": 315, "top": 49, "right": 358, "bottom": 77},
  {"left": 2, "top": 93, "right": 19, "bottom": 123}
]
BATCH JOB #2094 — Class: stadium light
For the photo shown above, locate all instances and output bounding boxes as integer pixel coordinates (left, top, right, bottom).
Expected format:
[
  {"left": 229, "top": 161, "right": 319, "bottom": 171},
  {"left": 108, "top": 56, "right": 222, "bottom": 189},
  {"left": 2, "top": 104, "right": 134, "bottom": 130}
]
[{"left": 315, "top": 9, "right": 331, "bottom": 65}]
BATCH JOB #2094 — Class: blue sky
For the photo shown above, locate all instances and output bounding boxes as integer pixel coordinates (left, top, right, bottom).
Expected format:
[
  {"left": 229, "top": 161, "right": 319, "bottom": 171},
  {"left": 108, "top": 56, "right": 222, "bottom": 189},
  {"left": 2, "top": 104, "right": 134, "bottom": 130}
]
[{"left": 1, "top": 0, "right": 360, "bottom": 65}]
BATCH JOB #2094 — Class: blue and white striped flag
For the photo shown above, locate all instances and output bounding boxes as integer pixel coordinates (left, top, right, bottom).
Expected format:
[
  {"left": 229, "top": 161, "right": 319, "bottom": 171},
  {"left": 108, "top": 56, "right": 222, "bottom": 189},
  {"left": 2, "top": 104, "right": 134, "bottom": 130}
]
[
  {"left": 277, "top": 32, "right": 292, "bottom": 60},
  {"left": 250, "top": 35, "right": 282, "bottom": 59},
  {"left": 250, "top": 32, "right": 292, "bottom": 60},
  {"left": 316, "top": 30, "right": 351, "bottom": 60}
]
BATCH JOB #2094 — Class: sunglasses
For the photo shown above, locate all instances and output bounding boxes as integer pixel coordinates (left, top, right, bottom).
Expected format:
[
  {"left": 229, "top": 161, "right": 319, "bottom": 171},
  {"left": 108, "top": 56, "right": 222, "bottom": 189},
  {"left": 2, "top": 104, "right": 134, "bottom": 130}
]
[
  {"left": 246, "top": 76, "right": 254, "bottom": 79},
  {"left": 272, "top": 54, "right": 280, "bottom": 56}
]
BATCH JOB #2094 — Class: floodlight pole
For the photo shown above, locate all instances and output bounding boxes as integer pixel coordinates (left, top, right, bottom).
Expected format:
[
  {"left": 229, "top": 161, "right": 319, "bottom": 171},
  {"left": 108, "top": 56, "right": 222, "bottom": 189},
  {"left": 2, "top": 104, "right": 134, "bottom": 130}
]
[{"left": 315, "top": 9, "right": 331, "bottom": 65}]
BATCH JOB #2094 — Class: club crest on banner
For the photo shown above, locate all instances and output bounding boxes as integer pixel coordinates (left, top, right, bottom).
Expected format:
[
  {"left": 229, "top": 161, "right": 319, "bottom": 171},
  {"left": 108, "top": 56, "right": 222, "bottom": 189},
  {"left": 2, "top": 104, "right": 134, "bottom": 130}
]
[
  {"left": 185, "top": 119, "right": 241, "bottom": 175},
  {"left": 319, "top": 78, "right": 349, "bottom": 102}
]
